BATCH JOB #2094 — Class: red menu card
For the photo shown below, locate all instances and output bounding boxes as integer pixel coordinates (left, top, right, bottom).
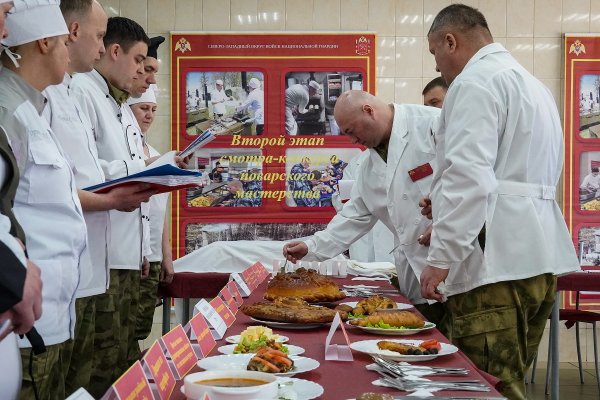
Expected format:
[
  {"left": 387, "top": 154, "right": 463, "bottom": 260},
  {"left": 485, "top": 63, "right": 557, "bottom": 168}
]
[
  {"left": 218, "top": 286, "right": 238, "bottom": 314},
  {"left": 159, "top": 325, "right": 197, "bottom": 379},
  {"left": 110, "top": 361, "right": 153, "bottom": 400},
  {"left": 209, "top": 296, "right": 236, "bottom": 328},
  {"left": 142, "top": 341, "right": 176, "bottom": 400},
  {"left": 187, "top": 312, "right": 217, "bottom": 357}
]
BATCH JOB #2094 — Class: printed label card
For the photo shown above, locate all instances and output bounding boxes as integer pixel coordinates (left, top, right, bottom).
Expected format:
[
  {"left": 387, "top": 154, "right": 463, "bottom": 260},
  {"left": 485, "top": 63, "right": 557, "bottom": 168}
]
[
  {"left": 141, "top": 341, "right": 176, "bottom": 400},
  {"left": 226, "top": 280, "right": 244, "bottom": 306},
  {"left": 194, "top": 298, "right": 227, "bottom": 339},
  {"left": 159, "top": 324, "right": 197, "bottom": 379},
  {"left": 209, "top": 296, "right": 236, "bottom": 328},
  {"left": 230, "top": 273, "right": 251, "bottom": 297},
  {"left": 186, "top": 312, "right": 217, "bottom": 357},
  {"left": 219, "top": 286, "right": 239, "bottom": 314},
  {"left": 104, "top": 361, "right": 153, "bottom": 400}
]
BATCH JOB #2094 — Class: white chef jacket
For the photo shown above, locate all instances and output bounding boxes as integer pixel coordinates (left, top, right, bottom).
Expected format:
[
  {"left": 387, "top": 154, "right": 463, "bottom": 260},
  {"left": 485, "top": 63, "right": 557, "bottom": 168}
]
[
  {"left": 211, "top": 88, "right": 228, "bottom": 115},
  {"left": 236, "top": 88, "right": 264, "bottom": 125},
  {"left": 428, "top": 43, "right": 580, "bottom": 297},
  {"left": 147, "top": 144, "right": 169, "bottom": 263},
  {"left": 285, "top": 84, "right": 309, "bottom": 135},
  {"left": 71, "top": 69, "right": 148, "bottom": 270},
  {"left": 0, "top": 68, "right": 88, "bottom": 347},
  {"left": 123, "top": 105, "right": 151, "bottom": 259},
  {"left": 580, "top": 173, "right": 600, "bottom": 191},
  {"left": 335, "top": 151, "right": 395, "bottom": 263},
  {"left": 43, "top": 74, "right": 109, "bottom": 297},
  {"left": 304, "top": 104, "right": 440, "bottom": 304}
]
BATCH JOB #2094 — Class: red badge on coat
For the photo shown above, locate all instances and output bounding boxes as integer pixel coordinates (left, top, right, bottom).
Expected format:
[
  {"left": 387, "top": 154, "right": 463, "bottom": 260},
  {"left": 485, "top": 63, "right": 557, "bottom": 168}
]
[{"left": 408, "top": 163, "right": 433, "bottom": 182}]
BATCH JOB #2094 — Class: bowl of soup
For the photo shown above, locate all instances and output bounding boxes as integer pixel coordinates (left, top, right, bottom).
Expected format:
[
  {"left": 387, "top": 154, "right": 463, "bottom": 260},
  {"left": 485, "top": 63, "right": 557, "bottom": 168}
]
[{"left": 183, "top": 370, "right": 278, "bottom": 400}]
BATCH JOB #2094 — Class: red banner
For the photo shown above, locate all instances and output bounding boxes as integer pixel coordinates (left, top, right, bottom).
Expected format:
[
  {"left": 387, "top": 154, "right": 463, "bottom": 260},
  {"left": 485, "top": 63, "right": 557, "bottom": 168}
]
[
  {"left": 563, "top": 34, "right": 600, "bottom": 310},
  {"left": 170, "top": 32, "right": 375, "bottom": 259}
]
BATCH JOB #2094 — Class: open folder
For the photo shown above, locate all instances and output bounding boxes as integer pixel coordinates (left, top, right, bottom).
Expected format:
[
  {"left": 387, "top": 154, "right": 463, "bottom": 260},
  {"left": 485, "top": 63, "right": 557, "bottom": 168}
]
[
  {"left": 83, "top": 151, "right": 202, "bottom": 194},
  {"left": 179, "top": 129, "right": 216, "bottom": 159}
]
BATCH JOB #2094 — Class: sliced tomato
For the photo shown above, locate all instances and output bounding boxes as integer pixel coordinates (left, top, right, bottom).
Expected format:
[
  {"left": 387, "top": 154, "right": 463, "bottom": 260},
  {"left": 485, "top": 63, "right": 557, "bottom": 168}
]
[{"left": 419, "top": 339, "right": 442, "bottom": 351}]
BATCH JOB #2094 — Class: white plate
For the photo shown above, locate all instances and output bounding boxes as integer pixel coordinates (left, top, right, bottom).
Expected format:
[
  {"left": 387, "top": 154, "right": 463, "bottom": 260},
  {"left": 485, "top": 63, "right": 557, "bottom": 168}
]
[
  {"left": 197, "top": 354, "right": 320, "bottom": 377},
  {"left": 180, "top": 378, "right": 324, "bottom": 400},
  {"left": 226, "top": 334, "right": 290, "bottom": 344},
  {"left": 340, "top": 301, "right": 414, "bottom": 311},
  {"left": 218, "top": 344, "right": 305, "bottom": 356},
  {"left": 276, "top": 377, "right": 324, "bottom": 400},
  {"left": 349, "top": 339, "right": 458, "bottom": 362},
  {"left": 347, "top": 321, "right": 436, "bottom": 336},
  {"left": 250, "top": 317, "right": 330, "bottom": 330}
]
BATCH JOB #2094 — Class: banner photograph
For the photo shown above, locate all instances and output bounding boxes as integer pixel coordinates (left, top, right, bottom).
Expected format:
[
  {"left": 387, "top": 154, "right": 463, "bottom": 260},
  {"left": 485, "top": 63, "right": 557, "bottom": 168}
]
[{"left": 170, "top": 33, "right": 376, "bottom": 259}]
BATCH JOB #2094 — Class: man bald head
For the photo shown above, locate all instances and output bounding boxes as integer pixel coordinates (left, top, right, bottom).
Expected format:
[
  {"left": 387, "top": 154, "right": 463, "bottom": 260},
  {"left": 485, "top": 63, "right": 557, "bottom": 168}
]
[{"left": 333, "top": 90, "right": 394, "bottom": 148}]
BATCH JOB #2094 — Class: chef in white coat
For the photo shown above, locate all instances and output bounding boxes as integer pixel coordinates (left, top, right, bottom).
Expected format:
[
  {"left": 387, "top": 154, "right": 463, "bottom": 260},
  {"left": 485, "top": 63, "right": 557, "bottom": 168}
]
[
  {"left": 284, "top": 91, "right": 442, "bottom": 320},
  {"left": 211, "top": 79, "right": 229, "bottom": 118},
  {"left": 422, "top": 5, "right": 580, "bottom": 399},
  {"left": 284, "top": 81, "right": 319, "bottom": 135},
  {"left": 0, "top": 1, "right": 90, "bottom": 397},
  {"left": 70, "top": 16, "right": 153, "bottom": 396},
  {"left": 331, "top": 151, "right": 395, "bottom": 264},
  {"left": 236, "top": 77, "right": 264, "bottom": 135}
]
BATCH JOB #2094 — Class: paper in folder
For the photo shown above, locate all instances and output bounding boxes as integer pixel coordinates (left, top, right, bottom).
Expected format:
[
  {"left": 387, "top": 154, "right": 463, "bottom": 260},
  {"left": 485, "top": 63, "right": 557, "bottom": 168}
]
[
  {"left": 84, "top": 151, "right": 202, "bottom": 194},
  {"left": 178, "top": 129, "right": 216, "bottom": 159}
]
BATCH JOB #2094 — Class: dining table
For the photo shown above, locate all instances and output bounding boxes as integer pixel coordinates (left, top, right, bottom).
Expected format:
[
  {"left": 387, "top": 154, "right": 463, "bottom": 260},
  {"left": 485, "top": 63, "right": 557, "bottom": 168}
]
[{"left": 171, "top": 274, "right": 505, "bottom": 399}]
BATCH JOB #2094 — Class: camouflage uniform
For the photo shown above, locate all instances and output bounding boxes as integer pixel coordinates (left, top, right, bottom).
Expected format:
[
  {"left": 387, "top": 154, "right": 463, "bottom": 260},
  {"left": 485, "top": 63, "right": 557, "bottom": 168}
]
[
  {"left": 20, "top": 343, "right": 65, "bottom": 400},
  {"left": 288, "top": 163, "right": 319, "bottom": 207},
  {"left": 329, "top": 159, "right": 348, "bottom": 181},
  {"left": 122, "top": 269, "right": 141, "bottom": 372},
  {"left": 440, "top": 273, "right": 556, "bottom": 400},
  {"left": 63, "top": 295, "right": 96, "bottom": 396},
  {"left": 128, "top": 260, "right": 161, "bottom": 366},
  {"left": 242, "top": 179, "right": 262, "bottom": 207},
  {"left": 88, "top": 269, "right": 135, "bottom": 398}
]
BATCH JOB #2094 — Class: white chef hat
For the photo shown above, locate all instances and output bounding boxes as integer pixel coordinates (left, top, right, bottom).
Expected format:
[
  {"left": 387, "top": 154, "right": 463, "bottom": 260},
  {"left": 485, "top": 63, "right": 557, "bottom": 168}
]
[
  {"left": 2, "top": 0, "right": 68, "bottom": 47},
  {"left": 215, "top": 79, "right": 223, "bottom": 85},
  {"left": 248, "top": 77, "right": 261, "bottom": 89},
  {"left": 127, "top": 84, "right": 157, "bottom": 106},
  {"left": 308, "top": 80, "right": 320, "bottom": 91}
]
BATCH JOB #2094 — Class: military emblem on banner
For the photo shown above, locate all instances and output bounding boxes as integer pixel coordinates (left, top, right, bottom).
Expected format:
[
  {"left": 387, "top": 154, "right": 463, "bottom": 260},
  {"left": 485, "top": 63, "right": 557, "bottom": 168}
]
[
  {"left": 569, "top": 39, "right": 586, "bottom": 56},
  {"left": 176, "top": 37, "right": 191, "bottom": 53},
  {"left": 355, "top": 36, "right": 371, "bottom": 55}
]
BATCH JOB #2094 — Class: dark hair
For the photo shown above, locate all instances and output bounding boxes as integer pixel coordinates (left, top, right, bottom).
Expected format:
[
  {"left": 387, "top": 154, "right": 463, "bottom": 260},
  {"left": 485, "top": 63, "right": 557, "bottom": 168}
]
[
  {"left": 60, "top": 0, "right": 93, "bottom": 21},
  {"left": 422, "top": 77, "right": 448, "bottom": 95},
  {"left": 104, "top": 17, "right": 149, "bottom": 53},
  {"left": 428, "top": 4, "right": 490, "bottom": 37},
  {"left": 311, "top": 170, "right": 322, "bottom": 180}
]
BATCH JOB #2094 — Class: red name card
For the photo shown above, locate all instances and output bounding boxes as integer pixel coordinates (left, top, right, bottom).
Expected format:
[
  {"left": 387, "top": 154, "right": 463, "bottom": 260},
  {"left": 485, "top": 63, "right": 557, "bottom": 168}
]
[
  {"left": 160, "top": 325, "right": 197, "bottom": 379},
  {"left": 188, "top": 312, "right": 216, "bottom": 357},
  {"left": 209, "top": 296, "right": 236, "bottom": 328},
  {"left": 255, "top": 261, "right": 270, "bottom": 281},
  {"left": 142, "top": 342, "right": 176, "bottom": 400},
  {"left": 219, "top": 286, "right": 238, "bottom": 314},
  {"left": 229, "top": 273, "right": 251, "bottom": 297},
  {"left": 241, "top": 264, "right": 258, "bottom": 290},
  {"left": 111, "top": 361, "right": 153, "bottom": 400},
  {"left": 226, "top": 280, "right": 244, "bottom": 306}
]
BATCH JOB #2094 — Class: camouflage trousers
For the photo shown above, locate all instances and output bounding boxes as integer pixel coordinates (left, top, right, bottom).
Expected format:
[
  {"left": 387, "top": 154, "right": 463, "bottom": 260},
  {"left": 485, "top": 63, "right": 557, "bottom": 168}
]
[
  {"left": 20, "top": 343, "right": 65, "bottom": 400},
  {"left": 125, "top": 261, "right": 160, "bottom": 366},
  {"left": 441, "top": 273, "right": 556, "bottom": 400},
  {"left": 135, "top": 261, "right": 161, "bottom": 341},
  {"left": 63, "top": 295, "right": 96, "bottom": 396},
  {"left": 88, "top": 269, "right": 137, "bottom": 398}
]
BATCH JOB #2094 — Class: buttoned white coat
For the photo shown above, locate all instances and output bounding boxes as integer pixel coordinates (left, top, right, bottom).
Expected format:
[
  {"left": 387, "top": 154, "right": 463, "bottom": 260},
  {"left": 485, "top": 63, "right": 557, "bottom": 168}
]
[{"left": 305, "top": 104, "right": 440, "bottom": 303}]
